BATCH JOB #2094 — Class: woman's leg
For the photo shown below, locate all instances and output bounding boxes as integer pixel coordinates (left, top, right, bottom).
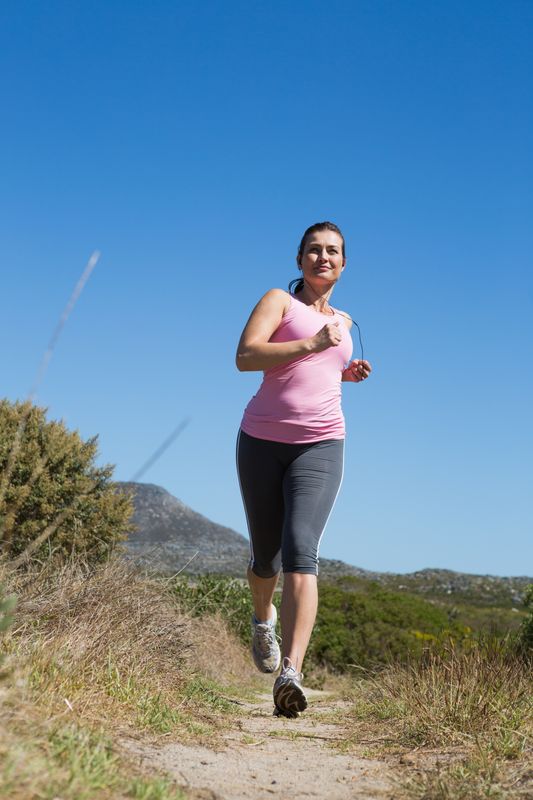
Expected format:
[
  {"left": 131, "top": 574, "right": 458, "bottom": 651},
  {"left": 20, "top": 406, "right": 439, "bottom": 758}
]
[
  {"left": 236, "top": 430, "right": 285, "bottom": 588},
  {"left": 280, "top": 573, "right": 317, "bottom": 672},
  {"left": 247, "top": 563, "right": 279, "bottom": 623},
  {"left": 236, "top": 430, "right": 285, "bottom": 671},
  {"left": 280, "top": 439, "right": 344, "bottom": 672}
]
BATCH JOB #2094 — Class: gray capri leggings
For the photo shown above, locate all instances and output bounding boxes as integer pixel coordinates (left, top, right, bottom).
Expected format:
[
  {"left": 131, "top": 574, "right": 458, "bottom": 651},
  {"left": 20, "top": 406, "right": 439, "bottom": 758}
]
[{"left": 236, "top": 429, "right": 344, "bottom": 577}]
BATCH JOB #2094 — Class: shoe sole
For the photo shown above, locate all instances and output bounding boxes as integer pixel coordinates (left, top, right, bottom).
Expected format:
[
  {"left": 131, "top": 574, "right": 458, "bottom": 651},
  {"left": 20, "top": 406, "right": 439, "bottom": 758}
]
[{"left": 273, "top": 679, "right": 308, "bottom": 717}]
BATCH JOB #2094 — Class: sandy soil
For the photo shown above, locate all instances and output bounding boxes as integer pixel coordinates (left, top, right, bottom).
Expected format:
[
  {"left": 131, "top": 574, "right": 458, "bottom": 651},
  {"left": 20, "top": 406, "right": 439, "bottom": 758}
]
[{"left": 120, "top": 689, "right": 410, "bottom": 800}]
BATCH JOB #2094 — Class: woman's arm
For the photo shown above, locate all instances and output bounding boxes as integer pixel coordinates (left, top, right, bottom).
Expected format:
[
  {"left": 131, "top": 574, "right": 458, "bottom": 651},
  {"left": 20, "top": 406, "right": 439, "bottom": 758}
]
[{"left": 236, "top": 289, "right": 342, "bottom": 372}]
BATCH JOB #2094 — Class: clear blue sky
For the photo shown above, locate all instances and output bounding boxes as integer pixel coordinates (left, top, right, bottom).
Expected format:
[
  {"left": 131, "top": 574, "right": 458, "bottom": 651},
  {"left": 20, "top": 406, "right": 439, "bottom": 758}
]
[{"left": 1, "top": 1, "right": 531, "bottom": 576}]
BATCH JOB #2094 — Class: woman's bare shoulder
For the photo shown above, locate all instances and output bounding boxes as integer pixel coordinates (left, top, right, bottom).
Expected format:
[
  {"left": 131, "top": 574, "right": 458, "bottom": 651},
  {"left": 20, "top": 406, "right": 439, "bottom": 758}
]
[
  {"left": 335, "top": 308, "right": 353, "bottom": 330},
  {"left": 258, "top": 288, "right": 292, "bottom": 314}
]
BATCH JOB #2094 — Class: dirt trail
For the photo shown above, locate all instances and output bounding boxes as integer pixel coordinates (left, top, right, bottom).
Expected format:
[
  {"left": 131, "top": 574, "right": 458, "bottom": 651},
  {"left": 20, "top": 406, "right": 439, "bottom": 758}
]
[{"left": 121, "top": 689, "right": 405, "bottom": 800}]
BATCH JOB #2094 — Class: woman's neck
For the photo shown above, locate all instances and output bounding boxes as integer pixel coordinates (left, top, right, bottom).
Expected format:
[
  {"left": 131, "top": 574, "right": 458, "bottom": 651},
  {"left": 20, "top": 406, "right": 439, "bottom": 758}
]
[{"left": 300, "top": 280, "right": 334, "bottom": 312}]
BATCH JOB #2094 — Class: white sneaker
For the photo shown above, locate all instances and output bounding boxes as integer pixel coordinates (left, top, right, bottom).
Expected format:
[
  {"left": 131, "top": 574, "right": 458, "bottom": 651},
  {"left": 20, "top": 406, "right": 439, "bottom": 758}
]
[
  {"left": 273, "top": 656, "right": 307, "bottom": 718},
  {"left": 251, "top": 605, "right": 281, "bottom": 673}
]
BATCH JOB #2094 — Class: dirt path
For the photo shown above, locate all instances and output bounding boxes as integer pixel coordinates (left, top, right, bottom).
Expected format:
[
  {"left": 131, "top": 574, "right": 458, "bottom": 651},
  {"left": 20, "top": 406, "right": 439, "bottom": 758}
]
[{"left": 121, "top": 689, "right": 405, "bottom": 800}]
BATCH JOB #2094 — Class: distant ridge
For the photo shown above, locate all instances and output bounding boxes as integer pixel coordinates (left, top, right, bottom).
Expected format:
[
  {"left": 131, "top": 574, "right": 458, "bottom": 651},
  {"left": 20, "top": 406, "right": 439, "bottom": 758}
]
[{"left": 117, "top": 482, "right": 532, "bottom": 605}]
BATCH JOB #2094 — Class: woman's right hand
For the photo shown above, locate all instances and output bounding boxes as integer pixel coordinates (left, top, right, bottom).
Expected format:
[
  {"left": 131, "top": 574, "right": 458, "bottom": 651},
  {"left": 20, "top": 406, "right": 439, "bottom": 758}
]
[{"left": 309, "top": 322, "right": 342, "bottom": 352}]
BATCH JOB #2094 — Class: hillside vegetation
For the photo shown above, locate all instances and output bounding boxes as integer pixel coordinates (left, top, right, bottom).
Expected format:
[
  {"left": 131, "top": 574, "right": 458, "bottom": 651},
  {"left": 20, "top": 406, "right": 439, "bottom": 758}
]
[
  {"left": 172, "top": 573, "right": 530, "bottom": 677},
  {"left": 2, "top": 559, "right": 532, "bottom": 799},
  {"left": 1, "top": 400, "right": 532, "bottom": 798}
]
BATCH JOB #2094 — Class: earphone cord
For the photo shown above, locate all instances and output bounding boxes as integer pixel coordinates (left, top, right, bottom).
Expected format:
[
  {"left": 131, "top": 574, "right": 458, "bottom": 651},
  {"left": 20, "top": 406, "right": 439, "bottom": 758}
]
[{"left": 349, "top": 318, "right": 364, "bottom": 364}]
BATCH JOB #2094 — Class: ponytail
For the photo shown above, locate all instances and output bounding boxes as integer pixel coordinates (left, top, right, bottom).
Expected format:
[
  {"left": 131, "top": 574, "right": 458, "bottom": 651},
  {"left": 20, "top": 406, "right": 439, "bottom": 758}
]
[{"left": 288, "top": 277, "right": 304, "bottom": 294}]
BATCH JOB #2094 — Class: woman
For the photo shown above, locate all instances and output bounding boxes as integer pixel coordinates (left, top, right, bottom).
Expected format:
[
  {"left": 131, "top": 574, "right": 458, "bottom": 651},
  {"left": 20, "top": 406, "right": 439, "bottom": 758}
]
[{"left": 235, "top": 221, "right": 372, "bottom": 717}]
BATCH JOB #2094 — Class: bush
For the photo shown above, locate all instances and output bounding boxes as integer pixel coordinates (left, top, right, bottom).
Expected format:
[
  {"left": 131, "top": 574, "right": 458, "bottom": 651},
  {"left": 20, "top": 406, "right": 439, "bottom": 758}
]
[
  {"left": 0, "top": 399, "right": 133, "bottom": 564},
  {"left": 171, "top": 574, "right": 255, "bottom": 645},
  {"left": 518, "top": 583, "right": 533, "bottom": 652},
  {"left": 309, "top": 579, "right": 470, "bottom": 671}
]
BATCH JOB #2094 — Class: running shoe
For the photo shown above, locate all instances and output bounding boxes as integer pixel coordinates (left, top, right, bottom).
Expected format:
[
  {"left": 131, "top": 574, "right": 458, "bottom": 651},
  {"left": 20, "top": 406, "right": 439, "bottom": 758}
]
[
  {"left": 273, "top": 656, "right": 307, "bottom": 718},
  {"left": 251, "top": 605, "right": 281, "bottom": 673}
]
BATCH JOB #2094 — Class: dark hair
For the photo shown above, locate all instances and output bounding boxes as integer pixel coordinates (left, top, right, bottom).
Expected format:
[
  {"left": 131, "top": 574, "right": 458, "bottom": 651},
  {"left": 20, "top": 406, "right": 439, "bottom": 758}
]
[{"left": 289, "top": 221, "right": 346, "bottom": 294}]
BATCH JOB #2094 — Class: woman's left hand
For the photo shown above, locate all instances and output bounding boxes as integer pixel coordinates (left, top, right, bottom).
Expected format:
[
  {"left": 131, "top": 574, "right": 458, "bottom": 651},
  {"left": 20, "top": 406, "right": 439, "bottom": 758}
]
[{"left": 342, "top": 359, "right": 372, "bottom": 382}]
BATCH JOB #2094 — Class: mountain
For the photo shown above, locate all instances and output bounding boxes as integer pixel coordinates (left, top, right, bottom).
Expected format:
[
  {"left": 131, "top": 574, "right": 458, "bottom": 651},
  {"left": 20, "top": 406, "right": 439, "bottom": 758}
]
[
  {"left": 118, "top": 482, "right": 250, "bottom": 576},
  {"left": 117, "top": 482, "right": 532, "bottom": 605}
]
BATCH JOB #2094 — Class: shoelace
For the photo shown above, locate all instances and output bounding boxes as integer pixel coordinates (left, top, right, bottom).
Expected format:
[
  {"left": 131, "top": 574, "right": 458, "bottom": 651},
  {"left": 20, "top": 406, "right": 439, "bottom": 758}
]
[
  {"left": 279, "top": 656, "right": 303, "bottom": 682},
  {"left": 255, "top": 623, "right": 281, "bottom": 656}
]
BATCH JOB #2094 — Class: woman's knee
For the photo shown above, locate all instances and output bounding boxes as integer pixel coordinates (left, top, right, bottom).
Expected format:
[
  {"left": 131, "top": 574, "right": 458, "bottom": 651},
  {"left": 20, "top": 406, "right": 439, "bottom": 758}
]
[
  {"left": 250, "top": 554, "right": 282, "bottom": 579},
  {"left": 281, "top": 553, "right": 319, "bottom": 575}
]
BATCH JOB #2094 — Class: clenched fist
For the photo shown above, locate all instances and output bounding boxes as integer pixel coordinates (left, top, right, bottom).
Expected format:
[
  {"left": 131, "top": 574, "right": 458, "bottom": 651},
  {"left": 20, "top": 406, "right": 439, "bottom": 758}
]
[
  {"left": 342, "top": 359, "right": 372, "bottom": 382},
  {"left": 310, "top": 322, "right": 342, "bottom": 352}
]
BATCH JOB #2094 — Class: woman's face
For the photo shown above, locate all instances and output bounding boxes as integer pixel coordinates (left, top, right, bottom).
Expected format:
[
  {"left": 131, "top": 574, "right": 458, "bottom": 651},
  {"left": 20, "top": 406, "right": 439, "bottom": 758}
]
[{"left": 299, "top": 230, "right": 345, "bottom": 284}]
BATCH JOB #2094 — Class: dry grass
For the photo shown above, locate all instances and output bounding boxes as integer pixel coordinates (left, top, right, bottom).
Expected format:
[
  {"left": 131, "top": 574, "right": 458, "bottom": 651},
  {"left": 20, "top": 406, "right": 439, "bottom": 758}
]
[
  {"left": 188, "top": 608, "right": 261, "bottom": 688},
  {"left": 342, "top": 638, "right": 533, "bottom": 799},
  {"left": 0, "top": 556, "right": 259, "bottom": 798},
  {"left": 8, "top": 558, "right": 188, "bottom": 677},
  {"left": 2, "top": 557, "right": 258, "bottom": 734},
  {"left": 399, "top": 752, "right": 533, "bottom": 800},
  {"left": 363, "top": 638, "right": 531, "bottom": 751}
]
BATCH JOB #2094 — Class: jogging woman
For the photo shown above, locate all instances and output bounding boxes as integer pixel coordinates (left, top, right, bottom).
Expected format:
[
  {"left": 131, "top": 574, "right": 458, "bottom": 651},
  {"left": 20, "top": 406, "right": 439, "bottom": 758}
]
[{"left": 235, "top": 221, "right": 372, "bottom": 717}]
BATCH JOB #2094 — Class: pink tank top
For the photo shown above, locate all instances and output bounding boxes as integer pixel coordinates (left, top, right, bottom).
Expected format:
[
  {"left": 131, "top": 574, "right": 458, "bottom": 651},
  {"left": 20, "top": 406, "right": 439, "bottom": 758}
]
[{"left": 240, "top": 293, "right": 353, "bottom": 443}]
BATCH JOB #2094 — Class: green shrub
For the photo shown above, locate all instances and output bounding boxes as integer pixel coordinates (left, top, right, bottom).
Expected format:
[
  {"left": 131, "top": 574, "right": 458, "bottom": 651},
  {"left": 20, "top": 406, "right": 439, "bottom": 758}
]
[
  {"left": 308, "top": 579, "right": 469, "bottom": 671},
  {"left": 518, "top": 583, "right": 533, "bottom": 652},
  {"left": 0, "top": 399, "right": 133, "bottom": 564},
  {"left": 171, "top": 574, "right": 255, "bottom": 644}
]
